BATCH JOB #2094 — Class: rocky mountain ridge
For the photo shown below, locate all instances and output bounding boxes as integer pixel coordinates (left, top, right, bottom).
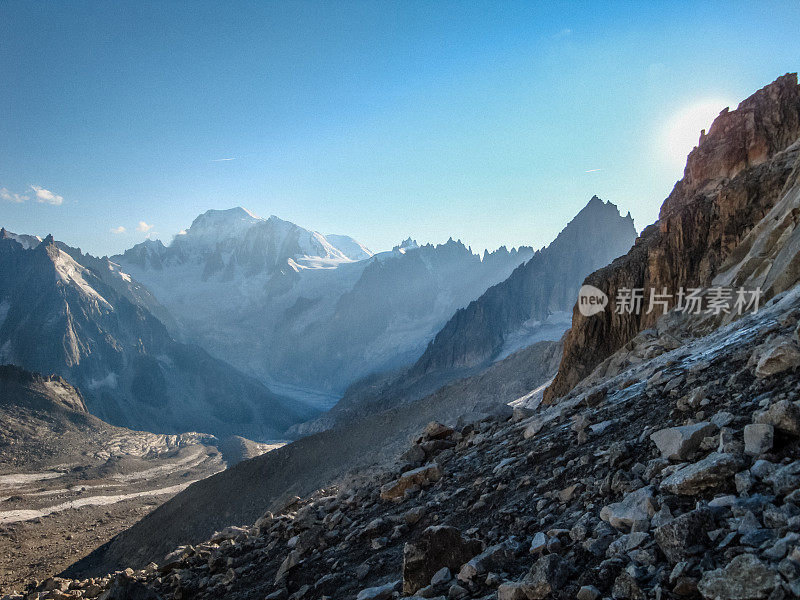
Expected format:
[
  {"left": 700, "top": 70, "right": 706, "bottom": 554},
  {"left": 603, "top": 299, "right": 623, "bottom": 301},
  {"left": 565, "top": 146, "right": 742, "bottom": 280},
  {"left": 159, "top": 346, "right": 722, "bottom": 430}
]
[
  {"left": 288, "top": 197, "right": 634, "bottom": 436},
  {"left": 412, "top": 196, "right": 636, "bottom": 376},
  {"left": 545, "top": 72, "right": 800, "bottom": 403}
]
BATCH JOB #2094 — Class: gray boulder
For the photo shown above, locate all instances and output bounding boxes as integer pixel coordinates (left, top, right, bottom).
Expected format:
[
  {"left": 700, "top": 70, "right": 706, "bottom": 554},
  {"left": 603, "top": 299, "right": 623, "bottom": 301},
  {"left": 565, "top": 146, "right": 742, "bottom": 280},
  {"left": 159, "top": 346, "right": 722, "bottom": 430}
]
[
  {"left": 380, "top": 463, "right": 442, "bottom": 501},
  {"left": 754, "top": 341, "right": 800, "bottom": 378},
  {"left": 660, "top": 453, "right": 741, "bottom": 495},
  {"left": 654, "top": 508, "right": 714, "bottom": 563},
  {"left": 697, "top": 554, "right": 780, "bottom": 599},
  {"left": 764, "top": 460, "right": 800, "bottom": 495},
  {"left": 650, "top": 422, "right": 717, "bottom": 460},
  {"left": 754, "top": 399, "right": 800, "bottom": 436},
  {"left": 521, "top": 554, "right": 574, "bottom": 599},
  {"left": 356, "top": 581, "right": 399, "bottom": 600},
  {"left": 600, "top": 487, "right": 656, "bottom": 531},
  {"left": 743, "top": 424, "right": 774, "bottom": 456}
]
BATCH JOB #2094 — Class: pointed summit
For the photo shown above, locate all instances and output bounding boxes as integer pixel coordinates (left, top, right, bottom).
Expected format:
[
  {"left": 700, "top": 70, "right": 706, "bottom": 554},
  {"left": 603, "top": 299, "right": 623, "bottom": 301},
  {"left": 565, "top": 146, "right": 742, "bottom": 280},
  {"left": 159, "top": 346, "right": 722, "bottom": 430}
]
[
  {"left": 393, "top": 238, "right": 419, "bottom": 253},
  {"left": 411, "top": 199, "right": 638, "bottom": 375}
]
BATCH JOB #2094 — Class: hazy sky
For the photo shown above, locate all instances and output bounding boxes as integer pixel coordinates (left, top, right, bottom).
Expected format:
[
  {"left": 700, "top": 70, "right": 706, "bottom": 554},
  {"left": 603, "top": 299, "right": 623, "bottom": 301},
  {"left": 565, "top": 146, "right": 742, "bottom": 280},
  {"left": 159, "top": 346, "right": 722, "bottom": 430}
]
[{"left": 2, "top": 1, "right": 799, "bottom": 257}]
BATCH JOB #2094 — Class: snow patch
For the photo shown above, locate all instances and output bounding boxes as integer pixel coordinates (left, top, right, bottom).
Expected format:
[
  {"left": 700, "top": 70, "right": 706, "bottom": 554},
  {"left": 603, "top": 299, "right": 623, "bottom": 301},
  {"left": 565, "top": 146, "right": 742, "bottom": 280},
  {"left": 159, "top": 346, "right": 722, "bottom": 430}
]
[
  {"left": 509, "top": 379, "right": 553, "bottom": 410},
  {"left": 495, "top": 311, "right": 572, "bottom": 361},
  {"left": 52, "top": 250, "right": 113, "bottom": 309},
  {"left": 86, "top": 372, "right": 118, "bottom": 390}
]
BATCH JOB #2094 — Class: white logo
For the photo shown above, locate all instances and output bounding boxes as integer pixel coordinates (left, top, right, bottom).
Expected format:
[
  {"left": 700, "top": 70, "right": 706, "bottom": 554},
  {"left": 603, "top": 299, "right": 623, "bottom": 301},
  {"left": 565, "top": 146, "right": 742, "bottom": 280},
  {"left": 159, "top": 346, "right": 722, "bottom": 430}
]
[{"left": 578, "top": 285, "right": 608, "bottom": 317}]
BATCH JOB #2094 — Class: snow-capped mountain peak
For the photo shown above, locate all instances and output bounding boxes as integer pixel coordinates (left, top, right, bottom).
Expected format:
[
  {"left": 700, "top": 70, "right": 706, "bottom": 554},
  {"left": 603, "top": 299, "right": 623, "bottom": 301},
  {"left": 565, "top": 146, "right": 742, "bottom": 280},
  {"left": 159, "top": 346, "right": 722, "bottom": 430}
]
[
  {"left": 181, "top": 207, "right": 264, "bottom": 246},
  {"left": 323, "top": 234, "right": 373, "bottom": 261},
  {"left": 129, "top": 208, "right": 374, "bottom": 274}
]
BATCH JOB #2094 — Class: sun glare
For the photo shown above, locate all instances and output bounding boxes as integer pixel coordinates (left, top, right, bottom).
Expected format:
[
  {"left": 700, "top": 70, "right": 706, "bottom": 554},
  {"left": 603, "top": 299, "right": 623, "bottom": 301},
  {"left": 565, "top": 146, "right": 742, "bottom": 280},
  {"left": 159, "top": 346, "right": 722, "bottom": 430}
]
[{"left": 661, "top": 98, "right": 736, "bottom": 170}]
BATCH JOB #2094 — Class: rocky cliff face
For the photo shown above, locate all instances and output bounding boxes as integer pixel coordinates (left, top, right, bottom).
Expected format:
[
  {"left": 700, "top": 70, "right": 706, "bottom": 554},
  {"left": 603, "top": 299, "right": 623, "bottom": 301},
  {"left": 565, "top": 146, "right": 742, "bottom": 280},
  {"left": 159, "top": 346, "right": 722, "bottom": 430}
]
[
  {"left": 0, "top": 363, "right": 88, "bottom": 414},
  {"left": 412, "top": 197, "right": 636, "bottom": 376},
  {"left": 545, "top": 73, "right": 800, "bottom": 403}
]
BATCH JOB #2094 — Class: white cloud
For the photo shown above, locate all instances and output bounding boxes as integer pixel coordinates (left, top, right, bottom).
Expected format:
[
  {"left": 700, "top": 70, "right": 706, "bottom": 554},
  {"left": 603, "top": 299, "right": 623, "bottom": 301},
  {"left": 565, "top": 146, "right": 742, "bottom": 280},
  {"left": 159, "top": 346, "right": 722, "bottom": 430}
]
[
  {"left": 0, "top": 187, "right": 29, "bottom": 203},
  {"left": 30, "top": 185, "right": 64, "bottom": 206},
  {"left": 136, "top": 221, "right": 154, "bottom": 233},
  {"left": 211, "top": 157, "right": 236, "bottom": 162},
  {"left": 110, "top": 226, "right": 126, "bottom": 234}
]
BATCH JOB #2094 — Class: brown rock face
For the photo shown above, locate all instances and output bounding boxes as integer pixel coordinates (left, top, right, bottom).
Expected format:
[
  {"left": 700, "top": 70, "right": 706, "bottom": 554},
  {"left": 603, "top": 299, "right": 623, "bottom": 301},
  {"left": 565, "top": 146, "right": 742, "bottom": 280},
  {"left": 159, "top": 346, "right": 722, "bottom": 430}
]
[
  {"left": 402, "top": 526, "right": 482, "bottom": 594},
  {"left": 544, "top": 73, "right": 800, "bottom": 403}
]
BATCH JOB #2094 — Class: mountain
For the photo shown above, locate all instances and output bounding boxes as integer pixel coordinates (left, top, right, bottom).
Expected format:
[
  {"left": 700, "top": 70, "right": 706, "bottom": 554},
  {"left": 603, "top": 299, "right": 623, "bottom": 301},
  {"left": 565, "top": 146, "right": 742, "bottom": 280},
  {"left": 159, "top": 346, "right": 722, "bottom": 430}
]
[
  {"left": 545, "top": 72, "right": 800, "bottom": 402},
  {"left": 0, "top": 233, "right": 312, "bottom": 439},
  {"left": 0, "top": 227, "right": 41, "bottom": 250},
  {"left": 114, "top": 209, "right": 535, "bottom": 396},
  {"left": 116, "top": 207, "right": 365, "bottom": 277},
  {"left": 55, "top": 72, "right": 800, "bottom": 600},
  {"left": 412, "top": 196, "right": 636, "bottom": 375},
  {"left": 288, "top": 198, "right": 636, "bottom": 435},
  {"left": 321, "top": 234, "right": 374, "bottom": 261}
]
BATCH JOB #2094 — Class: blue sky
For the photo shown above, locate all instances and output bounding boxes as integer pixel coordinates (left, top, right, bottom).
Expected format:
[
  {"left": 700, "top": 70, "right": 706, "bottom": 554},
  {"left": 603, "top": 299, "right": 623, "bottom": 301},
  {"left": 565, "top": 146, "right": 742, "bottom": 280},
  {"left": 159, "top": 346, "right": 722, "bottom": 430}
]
[{"left": 1, "top": 1, "right": 799, "bottom": 257}]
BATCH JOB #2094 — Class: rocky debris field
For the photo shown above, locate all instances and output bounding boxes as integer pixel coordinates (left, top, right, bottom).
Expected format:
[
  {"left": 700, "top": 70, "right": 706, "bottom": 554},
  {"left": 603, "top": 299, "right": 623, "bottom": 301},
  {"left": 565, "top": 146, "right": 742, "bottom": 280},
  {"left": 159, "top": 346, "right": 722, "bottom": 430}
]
[
  {"left": 0, "top": 434, "right": 225, "bottom": 593},
  {"left": 12, "top": 290, "right": 800, "bottom": 600}
]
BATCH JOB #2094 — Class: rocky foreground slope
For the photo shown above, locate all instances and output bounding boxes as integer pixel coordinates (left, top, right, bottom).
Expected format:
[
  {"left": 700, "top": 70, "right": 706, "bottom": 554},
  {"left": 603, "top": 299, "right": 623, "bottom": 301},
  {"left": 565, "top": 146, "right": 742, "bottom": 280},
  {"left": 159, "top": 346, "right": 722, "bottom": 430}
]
[
  {"left": 20, "top": 271, "right": 800, "bottom": 600},
  {"left": 59, "top": 340, "right": 562, "bottom": 581}
]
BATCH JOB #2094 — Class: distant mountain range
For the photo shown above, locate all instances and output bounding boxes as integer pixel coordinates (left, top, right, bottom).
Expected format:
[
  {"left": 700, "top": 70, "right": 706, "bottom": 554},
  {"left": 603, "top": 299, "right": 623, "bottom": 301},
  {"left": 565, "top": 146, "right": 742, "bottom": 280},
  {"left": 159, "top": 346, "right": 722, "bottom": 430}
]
[
  {"left": 112, "top": 208, "right": 537, "bottom": 397},
  {"left": 412, "top": 196, "right": 637, "bottom": 375},
  {"left": 2, "top": 197, "right": 636, "bottom": 441}
]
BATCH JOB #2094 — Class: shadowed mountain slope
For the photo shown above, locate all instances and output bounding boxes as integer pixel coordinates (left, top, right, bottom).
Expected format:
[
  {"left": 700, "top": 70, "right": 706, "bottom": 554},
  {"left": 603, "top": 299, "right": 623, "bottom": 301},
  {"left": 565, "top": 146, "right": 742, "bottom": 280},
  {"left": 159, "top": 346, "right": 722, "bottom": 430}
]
[{"left": 0, "top": 234, "right": 311, "bottom": 439}]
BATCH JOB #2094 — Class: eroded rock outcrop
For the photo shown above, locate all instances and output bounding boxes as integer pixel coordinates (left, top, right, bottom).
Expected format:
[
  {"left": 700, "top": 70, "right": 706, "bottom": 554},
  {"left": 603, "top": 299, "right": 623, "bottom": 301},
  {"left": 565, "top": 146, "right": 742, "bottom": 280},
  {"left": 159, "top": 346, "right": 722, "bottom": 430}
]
[{"left": 545, "top": 73, "right": 800, "bottom": 403}]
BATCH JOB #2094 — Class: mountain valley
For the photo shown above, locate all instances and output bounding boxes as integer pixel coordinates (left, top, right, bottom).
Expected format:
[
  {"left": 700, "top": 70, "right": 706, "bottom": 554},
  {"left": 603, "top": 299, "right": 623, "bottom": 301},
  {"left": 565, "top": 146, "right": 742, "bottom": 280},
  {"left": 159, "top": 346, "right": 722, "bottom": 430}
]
[
  {"left": 0, "top": 365, "right": 279, "bottom": 591},
  {"left": 3, "top": 65, "right": 800, "bottom": 600},
  {"left": 4, "top": 72, "right": 797, "bottom": 600},
  {"left": 112, "top": 209, "right": 541, "bottom": 397}
]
